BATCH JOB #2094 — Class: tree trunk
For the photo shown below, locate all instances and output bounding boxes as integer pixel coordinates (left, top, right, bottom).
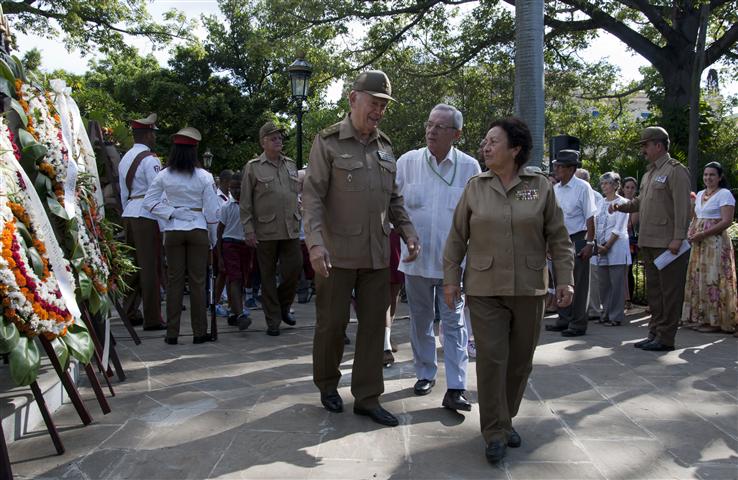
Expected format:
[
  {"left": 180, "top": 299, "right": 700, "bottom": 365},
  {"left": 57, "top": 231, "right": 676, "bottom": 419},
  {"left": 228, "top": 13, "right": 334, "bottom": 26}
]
[{"left": 514, "top": 0, "right": 545, "bottom": 168}]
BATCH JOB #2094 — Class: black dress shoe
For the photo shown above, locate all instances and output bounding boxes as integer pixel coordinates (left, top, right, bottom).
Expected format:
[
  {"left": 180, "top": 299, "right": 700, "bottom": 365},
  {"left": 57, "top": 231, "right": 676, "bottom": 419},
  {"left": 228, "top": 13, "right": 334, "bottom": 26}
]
[
  {"left": 545, "top": 324, "right": 567, "bottom": 332},
  {"left": 633, "top": 337, "right": 655, "bottom": 348},
  {"left": 130, "top": 316, "right": 144, "bottom": 326},
  {"left": 344, "top": 334, "right": 351, "bottom": 345},
  {"left": 193, "top": 334, "right": 212, "bottom": 344},
  {"left": 237, "top": 313, "right": 252, "bottom": 331},
  {"left": 561, "top": 329, "right": 586, "bottom": 337},
  {"left": 320, "top": 391, "right": 343, "bottom": 413},
  {"left": 164, "top": 337, "right": 178, "bottom": 345},
  {"left": 507, "top": 428, "right": 521, "bottom": 448},
  {"left": 641, "top": 340, "right": 675, "bottom": 351},
  {"left": 227, "top": 314, "right": 238, "bottom": 326},
  {"left": 413, "top": 379, "right": 435, "bottom": 396},
  {"left": 143, "top": 323, "right": 167, "bottom": 331},
  {"left": 383, "top": 350, "right": 395, "bottom": 368},
  {"left": 266, "top": 328, "right": 280, "bottom": 336},
  {"left": 485, "top": 440, "right": 507, "bottom": 464},
  {"left": 281, "top": 309, "right": 296, "bottom": 326},
  {"left": 353, "top": 405, "right": 399, "bottom": 427},
  {"left": 442, "top": 389, "right": 472, "bottom": 412}
]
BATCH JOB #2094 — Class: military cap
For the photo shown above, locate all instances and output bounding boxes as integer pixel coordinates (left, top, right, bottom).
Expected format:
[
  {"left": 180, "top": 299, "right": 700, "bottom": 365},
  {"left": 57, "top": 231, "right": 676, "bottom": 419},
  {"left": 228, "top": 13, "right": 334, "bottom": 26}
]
[
  {"left": 552, "top": 149, "right": 580, "bottom": 167},
  {"left": 635, "top": 126, "right": 669, "bottom": 144},
  {"left": 172, "top": 126, "right": 201, "bottom": 145},
  {"left": 259, "top": 121, "right": 285, "bottom": 140},
  {"left": 352, "top": 70, "right": 396, "bottom": 102},
  {"left": 131, "top": 113, "right": 158, "bottom": 130}
]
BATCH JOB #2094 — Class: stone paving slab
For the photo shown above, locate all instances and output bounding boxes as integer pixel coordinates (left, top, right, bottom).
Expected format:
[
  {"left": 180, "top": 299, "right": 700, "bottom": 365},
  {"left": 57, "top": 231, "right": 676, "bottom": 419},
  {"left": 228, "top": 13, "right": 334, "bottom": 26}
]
[{"left": 6, "top": 301, "right": 738, "bottom": 479}]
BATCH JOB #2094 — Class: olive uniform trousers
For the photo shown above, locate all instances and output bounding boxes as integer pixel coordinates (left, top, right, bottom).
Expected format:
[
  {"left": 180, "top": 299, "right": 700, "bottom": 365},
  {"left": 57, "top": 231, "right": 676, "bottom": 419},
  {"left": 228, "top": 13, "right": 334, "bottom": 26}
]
[
  {"left": 255, "top": 238, "right": 302, "bottom": 330},
  {"left": 313, "top": 267, "right": 389, "bottom": 409},
  {"left": 640, "top": 246, "right": 689, "bottom": 346},
  {"left": 164, "top": 229, "right": 209, "bottom": 338},
  {"left": 123, "top": 217, "right": 162, "bottom": 328}
]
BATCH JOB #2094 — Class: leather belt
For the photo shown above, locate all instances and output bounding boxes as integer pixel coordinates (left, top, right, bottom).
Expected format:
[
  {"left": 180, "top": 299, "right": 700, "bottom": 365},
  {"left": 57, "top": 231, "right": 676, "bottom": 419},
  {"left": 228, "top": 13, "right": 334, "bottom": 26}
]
[
  {"left": 174, "top": 207, "right": 203, "bottom": 212},
  {"left": 128, "top": 195, "right": 145, "bottom": 200},
  {"left": 222, "top": 238, "right": 246, "bottom": 244}
]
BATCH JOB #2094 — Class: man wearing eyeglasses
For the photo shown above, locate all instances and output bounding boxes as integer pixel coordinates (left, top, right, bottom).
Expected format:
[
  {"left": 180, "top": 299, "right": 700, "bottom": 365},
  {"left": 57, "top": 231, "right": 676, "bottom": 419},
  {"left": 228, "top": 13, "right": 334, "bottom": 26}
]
[{"left": 395, "top": 104, "right": 481, "bottom": 411}]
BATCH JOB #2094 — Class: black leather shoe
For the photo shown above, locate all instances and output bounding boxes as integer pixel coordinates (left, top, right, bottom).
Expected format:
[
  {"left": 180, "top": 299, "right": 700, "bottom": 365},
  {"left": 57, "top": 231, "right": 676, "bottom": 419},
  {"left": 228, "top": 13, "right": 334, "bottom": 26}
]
[
  {"left": 164, "top": 337, "right": 177, "bottom": 345},
  {"left": 640, "top": 340, "right": 675, "bottom": 351},
  {"left": 281, "top": 309, "right": 296, "bottom": 326},
  {"left": 545, "top": 324, "right": 567, "bottom": 332},
  {"left": 344, "top": 334, "right": 351, "bottom": 345},
  {"left": 561, "top": 329, "right": 586, "bottom": 337},
  {"left": 193, "top": 334, "right": 212, "bottom": 344},
  {"left": 413, "top": 379, "right": 435, "bottom": 396},
  {"left": 383, "top": 350, "right": 395, "bottom": 368},
  {"left": 353, "top": 405, "right": 399, "bottom": 427},
  {"left": 143, "top": 323, "right": 167, "bottom": 331},
  {"left": 227, "top": 314, "right": 238, "bottom": 326},
  {"left": 633, "top": 337, "right": 655, "bottom": 348},
  {"left": 507, "top": 428, "right": 521, "bottom": 448},
  {"left": 237, "top": 313, "right": 252, "bottom": 331},
  {"left": 485, "top": 440, "right": 507, "bottom": 464},
  {"left": 130, "top": 316, "right": 144, "bottom": 326},
  {"left": 442, "top": 389, "right": 472, "bottom": 412},
  {"left": 320, "top": 391, "right": 343, "bottom": 413},
  {"left": 266, "top": 328, "right": 280, "bottom": 336}
]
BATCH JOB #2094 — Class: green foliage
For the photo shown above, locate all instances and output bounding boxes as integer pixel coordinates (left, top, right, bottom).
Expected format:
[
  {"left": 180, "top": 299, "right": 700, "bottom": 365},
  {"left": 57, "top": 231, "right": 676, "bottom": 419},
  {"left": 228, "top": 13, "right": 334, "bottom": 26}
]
[{"left": 9, "top": 336, "right": 41, "bottom": 386}]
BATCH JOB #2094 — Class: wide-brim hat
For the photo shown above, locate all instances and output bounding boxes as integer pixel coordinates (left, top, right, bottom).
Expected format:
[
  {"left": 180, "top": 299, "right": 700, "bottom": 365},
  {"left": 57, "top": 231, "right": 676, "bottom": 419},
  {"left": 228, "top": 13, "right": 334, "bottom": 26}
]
[
  {"left": 552, "top": 149, "right": 581, "bottom": 167},
  {"left": 259, "top": 121, "right": 285, "bottom": 140},
  {"left": 172, "top": 126, "right": 201, "bottom": 145},
  {"left": 131, "top": 113, "right": 158, "bottom": 130},
  {"left": 635, "top": 126, "right": 669, "bottom": 145},
  {"left": 352, "top": 70, "right": 396, "bottom": 102}
]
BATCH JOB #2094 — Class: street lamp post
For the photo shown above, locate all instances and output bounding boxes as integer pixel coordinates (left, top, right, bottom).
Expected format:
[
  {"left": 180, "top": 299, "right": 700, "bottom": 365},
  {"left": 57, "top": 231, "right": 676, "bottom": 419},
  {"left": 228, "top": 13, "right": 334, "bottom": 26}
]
[
  {"left": 202, "top": 148, "right": 217, "bottom": 341},
  {"left": 288, "top": 57, "right": 313, "bottom": 169}
]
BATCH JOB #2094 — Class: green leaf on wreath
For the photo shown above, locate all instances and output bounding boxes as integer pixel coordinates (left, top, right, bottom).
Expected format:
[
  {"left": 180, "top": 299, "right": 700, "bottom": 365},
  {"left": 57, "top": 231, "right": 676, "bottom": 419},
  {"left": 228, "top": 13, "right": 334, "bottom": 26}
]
[
  {"left": 27, "top": 245, "right": 45, "bottom": 278},
  {"left": 0, "top": 58, "right": 16, "bottom": 98},
  {"left": 17, "top": 128, "right": 37, "bottom": 148},
  {"left": 0, "top": 317, "right": 20, "bottom": 354},
  {"left": 78, "top": 270, "right": 92, "bottom": 298},
  {"left": 22, "top": 143, "right": 48, "bottom": 164},
  {"left": 47, "top": 196, "right": 69, "bottom": 220},
  {"left": 9, "top": 337, "right": 41, "bottom": 386},
  {"left": 88, "top": 287, "right": 102, "bottom": 314},
  {"left": 11, "top": 55, "right": 26, "bottom": 83},
  {"left": 50, "top": 337, "right": 70, "bottom": 370},
  {"left": 15, "top": 221, "right": 32, "bottom": 246},
  {"left": 34, "top": 173, "right": 51, "bottom": 198},
  {"left": 62, "top": 324, "right": 94, "bottom": 364},
  {"left": 10, "top": 98, "right": 28, "bottom": 128},
  {"left": 0, "top": 78, "right": 14, "bottom": 101}
]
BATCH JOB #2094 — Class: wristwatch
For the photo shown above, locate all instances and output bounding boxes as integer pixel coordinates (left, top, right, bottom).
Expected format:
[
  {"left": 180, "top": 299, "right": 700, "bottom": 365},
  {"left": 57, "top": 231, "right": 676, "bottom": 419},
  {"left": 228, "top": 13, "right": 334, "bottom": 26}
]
[{"left": 586, "top": 241, "right": 595, "bottom": 246}]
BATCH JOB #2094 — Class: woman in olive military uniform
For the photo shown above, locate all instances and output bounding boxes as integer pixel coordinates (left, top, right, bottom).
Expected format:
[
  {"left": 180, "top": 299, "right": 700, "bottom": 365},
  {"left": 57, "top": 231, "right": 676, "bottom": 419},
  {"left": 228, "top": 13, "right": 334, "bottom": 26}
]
[{"left": 443, "top": 117, "right": 574, "bottom": 464}]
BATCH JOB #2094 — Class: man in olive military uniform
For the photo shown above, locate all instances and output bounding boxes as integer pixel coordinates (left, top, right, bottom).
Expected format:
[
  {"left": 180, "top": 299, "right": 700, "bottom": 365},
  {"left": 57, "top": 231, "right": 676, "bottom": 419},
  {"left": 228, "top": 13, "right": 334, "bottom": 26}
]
[
  {"left": 303, "top": 70, "right": 420, "bottom": 427},
  {"left": 612, "top": 126, "right": 691, "bottom": 351},
  {"left": 240, "top": 121, "right": 303, "bottom": 336}
]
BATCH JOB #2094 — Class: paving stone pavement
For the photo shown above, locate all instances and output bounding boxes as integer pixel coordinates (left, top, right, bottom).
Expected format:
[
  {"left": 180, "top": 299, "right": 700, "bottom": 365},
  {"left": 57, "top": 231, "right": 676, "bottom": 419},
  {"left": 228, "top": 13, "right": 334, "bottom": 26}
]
[{"left": 7, "top": 301, "right": 738, "bottom": 479}]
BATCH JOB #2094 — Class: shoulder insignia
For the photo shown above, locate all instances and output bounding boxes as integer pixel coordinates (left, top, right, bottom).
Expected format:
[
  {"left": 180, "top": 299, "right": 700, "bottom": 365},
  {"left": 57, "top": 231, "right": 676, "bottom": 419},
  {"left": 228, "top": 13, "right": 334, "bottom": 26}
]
[
  {"left": 377, "top": 128, "right": 392, "bottom": 145},
  {"left": 319, "top": 123, "right": 341, "bottom": 138},
  {"left": 521, "top": 166, "right": 546, "bottom": 177},
  {"left": 283, "top": 156, "right": 296, "bottom": 165},
  {"left": 247, "top": 157, "right": 260, "bottom": 164}
]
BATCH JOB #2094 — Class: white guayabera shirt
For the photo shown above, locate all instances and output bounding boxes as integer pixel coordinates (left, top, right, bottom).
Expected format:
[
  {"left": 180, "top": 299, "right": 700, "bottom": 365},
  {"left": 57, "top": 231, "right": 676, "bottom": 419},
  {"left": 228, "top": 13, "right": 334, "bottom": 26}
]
[{"left": 396, "top": 146, "right": 481, "bottom": 279}]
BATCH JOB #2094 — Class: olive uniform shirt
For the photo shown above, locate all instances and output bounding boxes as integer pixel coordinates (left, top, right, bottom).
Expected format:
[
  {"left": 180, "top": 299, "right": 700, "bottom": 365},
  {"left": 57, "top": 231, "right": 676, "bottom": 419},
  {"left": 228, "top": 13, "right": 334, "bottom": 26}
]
[
  {"left": 240, "top": 153, "right": 301, "bottom": 241},
  {"left": 618, "top": 153, "right": 691, "bottom": 248},
  {"left": 302, "top": 115, "right": 417, "bottom": 269},
  {"left": 443, "top": 168, "right": 574, "bottom": 296}
]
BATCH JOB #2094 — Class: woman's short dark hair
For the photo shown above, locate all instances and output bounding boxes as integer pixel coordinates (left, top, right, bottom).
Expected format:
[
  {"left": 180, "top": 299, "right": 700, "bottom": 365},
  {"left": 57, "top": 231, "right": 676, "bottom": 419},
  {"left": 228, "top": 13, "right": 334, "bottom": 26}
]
[
  {"left": 619, "top": 176, "right": 637, "bottom": 195},
  {"left": 489, "top": 117, "right": 532, "bottom": 169},
  {"left": 167, "top": 144, "right": 198, "bottom": 174},
  {"left": 704, "top": 161, "right": 729, "bottom": 188}
]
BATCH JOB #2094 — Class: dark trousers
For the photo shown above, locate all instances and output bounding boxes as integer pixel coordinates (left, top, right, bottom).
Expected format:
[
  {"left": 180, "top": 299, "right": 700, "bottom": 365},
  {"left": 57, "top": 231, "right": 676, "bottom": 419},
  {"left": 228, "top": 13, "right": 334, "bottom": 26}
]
[
  {"left": 256, "top": 238, "right": 302, "bottom": 330},
  {"left": 557, "top": 231, "right": 590, "bottom": 332},
  {"left": 123, "top": 217, "right": 162, "bottom": 328},
  {"left": 164, "top": 229, "right": 209, "bottom": 338},
  {"left": 640, "top": 246, "right": 689, "bottom": 346},
  {"left": 467, "top": 295, "right": 545, "bottom": 443},
  {"left": 313, "top": 267, "right": 389, "bottom": 409}
]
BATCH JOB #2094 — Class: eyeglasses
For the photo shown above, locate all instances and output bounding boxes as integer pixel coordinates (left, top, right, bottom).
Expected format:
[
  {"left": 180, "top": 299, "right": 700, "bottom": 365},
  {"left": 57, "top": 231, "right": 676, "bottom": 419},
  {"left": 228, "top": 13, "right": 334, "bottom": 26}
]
[{"left": 424, "top": 121, "right": 455, "bottom": 131}]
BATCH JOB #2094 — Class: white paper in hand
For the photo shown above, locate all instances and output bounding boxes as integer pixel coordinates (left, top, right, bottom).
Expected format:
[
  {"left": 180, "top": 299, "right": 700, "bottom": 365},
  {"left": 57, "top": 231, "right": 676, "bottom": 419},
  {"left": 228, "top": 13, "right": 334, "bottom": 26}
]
[{"left": 653, "top": 240, "right": 691, "bottom": 270}]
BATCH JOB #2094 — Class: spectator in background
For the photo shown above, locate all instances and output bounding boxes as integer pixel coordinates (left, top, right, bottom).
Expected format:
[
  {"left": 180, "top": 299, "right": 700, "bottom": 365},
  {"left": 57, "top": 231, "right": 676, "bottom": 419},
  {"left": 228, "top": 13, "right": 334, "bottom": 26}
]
[
  {"left": 621, "top": 177, "right": 639, "bottom": 310},
  {"left": 576, "top": 168, "right": 603, "bottom": 321},
  {"left": 214, "top": 169, "right": 234, "bottom": 318},
  {"left": 594, "top": 172, "right": 631, "bottom": 326},
  {"left": 682, "top": 162, "right": 737, "bottom": 334}
]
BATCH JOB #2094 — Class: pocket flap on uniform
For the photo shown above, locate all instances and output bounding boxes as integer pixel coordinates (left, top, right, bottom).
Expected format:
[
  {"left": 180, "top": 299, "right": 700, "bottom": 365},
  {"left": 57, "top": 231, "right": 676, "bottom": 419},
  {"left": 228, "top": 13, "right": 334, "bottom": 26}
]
[
  {"left": 257, "top": 213, "right": 276, "bottom": 223},
  {"left": 469, "top": 256, "right": 493, "bottom": 270},
  {"left": 525, "top": 255, "right": 546, "bottom": 270},
  {"left": 331, "top": 223, "right": 362, "bottom": 236},
  {"left": 649, "top": 216, "right": 668, "bottom": 225},
  {"left": 256, "top": 174, "right": 274, "bottom": 182},
  {"left": 652, "top": 182, "right": 666, "bottom": 189},
  {"left": 334, "top": 158, "right": 364, "bottom": 171},
  {"left": 378, "top": 159, "right": 397, "bottom": 173}
]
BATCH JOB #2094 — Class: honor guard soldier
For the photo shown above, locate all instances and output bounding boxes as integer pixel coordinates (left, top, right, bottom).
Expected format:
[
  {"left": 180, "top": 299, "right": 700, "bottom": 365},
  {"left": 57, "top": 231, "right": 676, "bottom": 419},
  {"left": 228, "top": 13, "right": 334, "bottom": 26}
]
[
  {"left": 118, "top": 113, "right": 165, "bottom": 331},
  {"left": 302, "top": 70, "right": 420, "bottom": 427},
  {"left": 240, "top": 121, "right": 303, "bottom": 336}
]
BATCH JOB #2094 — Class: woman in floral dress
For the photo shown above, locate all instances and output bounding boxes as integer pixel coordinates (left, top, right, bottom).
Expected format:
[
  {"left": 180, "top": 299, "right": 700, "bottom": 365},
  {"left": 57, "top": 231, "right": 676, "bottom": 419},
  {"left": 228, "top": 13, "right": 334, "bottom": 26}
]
[{"left": 682, "top": 162, "right": 737, "bottom": 334}]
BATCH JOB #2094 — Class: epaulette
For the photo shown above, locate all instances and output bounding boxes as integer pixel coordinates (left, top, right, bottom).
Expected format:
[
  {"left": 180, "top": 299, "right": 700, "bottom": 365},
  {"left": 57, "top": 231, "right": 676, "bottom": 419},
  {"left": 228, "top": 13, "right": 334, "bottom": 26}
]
[
  {"left": 377, "top": 128, "right": 392, "bottom": 145},
  {"left": 668, "top": 158, "right": 686, "bottom": 168},
  {"left": 283, "top": 156, "right": 296, "bottom": 165},
  {"left": 521, "top": 166, "right": 546, "bottom": 177},
  {"left": 319, "top": 123, "right": 341, "bottom": 138}
]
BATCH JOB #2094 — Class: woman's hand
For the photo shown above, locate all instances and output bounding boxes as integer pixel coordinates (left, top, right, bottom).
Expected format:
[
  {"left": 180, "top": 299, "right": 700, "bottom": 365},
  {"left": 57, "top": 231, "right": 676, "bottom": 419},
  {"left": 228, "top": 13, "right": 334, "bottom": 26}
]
[
  {"left": 443, "top": 284, "right": 461, "bottom": 310},
  {"left": 598, "top": 244, "right": 609, "bottom": 255},
  {"left": 688, "top": 231, "right": 704, "bottom": 243},
  {"left": 556, "top": 285, "right": 574, "bottom": 308}
]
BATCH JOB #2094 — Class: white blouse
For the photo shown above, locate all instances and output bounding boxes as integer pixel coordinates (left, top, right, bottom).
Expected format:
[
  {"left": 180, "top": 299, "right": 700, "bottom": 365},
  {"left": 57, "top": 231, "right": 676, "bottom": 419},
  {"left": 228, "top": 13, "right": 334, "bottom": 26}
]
[
  {"left": 695, "top": 189, "right": 735, "bottom": 219},
  {"left": 143, "top": 167, "right": 220, "bottom": 232},
  {"left": 595, "top": 195, "right": 631, "bottom": 266}
]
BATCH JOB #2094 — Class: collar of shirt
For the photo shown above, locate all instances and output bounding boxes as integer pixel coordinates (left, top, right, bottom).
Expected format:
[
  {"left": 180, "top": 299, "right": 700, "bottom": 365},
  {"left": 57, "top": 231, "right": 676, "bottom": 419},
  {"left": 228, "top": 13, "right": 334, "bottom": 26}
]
[
  {"left": 341, "top": 114, "right": 379, "bottom": 144},
  {"left": 650, "top": 153, "right": 671, "bottom": 170},
  {"left": 258, "top": 152, "right": 285, "bottom": 168},
  {"left": 427, "top": 147, "right": 455, "bottom": 166}
]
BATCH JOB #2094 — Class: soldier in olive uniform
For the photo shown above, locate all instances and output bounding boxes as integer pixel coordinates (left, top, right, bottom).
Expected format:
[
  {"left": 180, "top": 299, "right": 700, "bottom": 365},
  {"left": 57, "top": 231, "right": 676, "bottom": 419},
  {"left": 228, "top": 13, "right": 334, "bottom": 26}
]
[
  {"left": 444, "top": 118, "right": 574, "bottom": 464},
  {"left": 240, "top": 122, "right": 303, "bottom": 336},
  {"left": 303, "top": 71, "right": 420, "bottom": 427},
  {"left": 612, "top": 126, "right": 691, "bottom": 351}
]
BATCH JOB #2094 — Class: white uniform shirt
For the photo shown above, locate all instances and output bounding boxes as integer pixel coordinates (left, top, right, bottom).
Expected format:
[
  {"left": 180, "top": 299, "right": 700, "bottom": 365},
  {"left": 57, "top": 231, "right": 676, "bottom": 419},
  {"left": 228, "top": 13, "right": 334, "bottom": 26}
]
[
  {"left": 695, "top": 189, "right": 735, "bottom": 219},
  {"left": 554, "top": 175, "right": 597, "bottom": 235},
  {"left": 595, "top": 195, "right": 631, "bottom": 266},
  {"left": 119, "top": 143, "right": 161, "bottom": 220},
  {"left": 396, "top": 146, "right": 481, "bottom": 279},
  {"left": 219, "top": 200, "right": 245, "bottom": 240},
  {"left": 589, "top": 190, "right": 603, "bottom": 266},
  {"left": 142, "top": 167, "right": 220, "bottom": 232}
]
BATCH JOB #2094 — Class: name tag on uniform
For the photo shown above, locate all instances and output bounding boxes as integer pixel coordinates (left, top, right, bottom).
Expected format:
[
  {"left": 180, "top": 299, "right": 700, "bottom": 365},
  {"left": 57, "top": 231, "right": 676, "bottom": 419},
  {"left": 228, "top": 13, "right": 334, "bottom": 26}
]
[
  {"left": 655, "top": 175, "right": 667, "bottom": 183},
  {"left": 377, "top": 150, "right": 395, "bottom": 162},
  {"left": 516, "top": 189, "right": 538, "bottom": 200}
]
